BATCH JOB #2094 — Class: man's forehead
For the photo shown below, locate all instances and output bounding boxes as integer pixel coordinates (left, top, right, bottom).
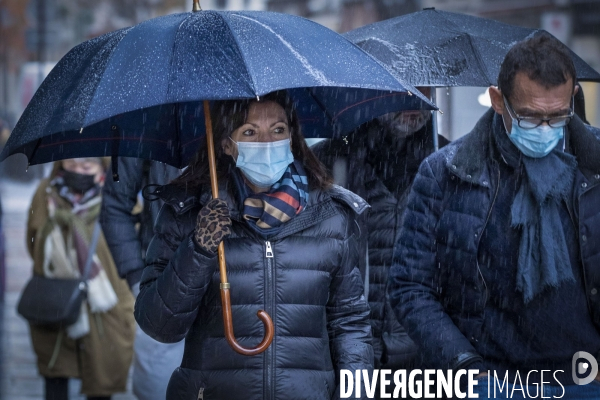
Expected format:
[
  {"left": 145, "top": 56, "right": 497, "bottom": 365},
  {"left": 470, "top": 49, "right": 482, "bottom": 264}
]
[
  {"left": 509, "top": 72, "right": 573, "bottom": 110},
  {"left": 511, "top": 72, "right": 573, "bottom": 97}
]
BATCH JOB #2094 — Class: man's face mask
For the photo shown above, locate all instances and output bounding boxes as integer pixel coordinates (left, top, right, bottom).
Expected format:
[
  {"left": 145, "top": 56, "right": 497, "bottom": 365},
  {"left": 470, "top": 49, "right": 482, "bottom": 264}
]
[
  {"left": 503, "top": 96, "right": 572, "bottom": 158},
  {"left": 377, "top": 110, "right": 431, "bottom": 138}
]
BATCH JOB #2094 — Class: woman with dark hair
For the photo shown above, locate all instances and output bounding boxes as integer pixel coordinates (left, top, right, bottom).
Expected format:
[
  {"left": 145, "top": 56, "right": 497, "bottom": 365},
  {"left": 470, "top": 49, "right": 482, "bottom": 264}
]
[{"left": 134, "top": 91, "right": 373, "bottom": 399}]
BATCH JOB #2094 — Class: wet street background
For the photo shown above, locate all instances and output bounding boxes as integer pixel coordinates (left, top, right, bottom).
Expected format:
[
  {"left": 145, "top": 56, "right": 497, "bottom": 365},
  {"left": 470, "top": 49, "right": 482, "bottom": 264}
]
[{"left": 0, "top": 175, "right": 136, "bottom": 399}]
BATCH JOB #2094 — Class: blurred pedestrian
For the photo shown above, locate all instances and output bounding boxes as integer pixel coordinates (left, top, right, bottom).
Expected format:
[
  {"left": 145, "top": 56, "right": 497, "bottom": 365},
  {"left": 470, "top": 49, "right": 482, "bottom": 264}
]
[
  {"left": 311, "top": 94, "right": 448, "bottom": 396},
  {"left": 134, "top": 91, "right": 373, "bottom": 399},
  {"left": 0, "top": 196, "right": 5, "bottom": 302},
  {"left": 388, "top": 33, "right": 600, "bottom": 399},
  {"left": 100, "top": 158, "right": 184, "bottom": 400},
  {"left": 26, "top": 158, "right": 135, "bottom": 400}
]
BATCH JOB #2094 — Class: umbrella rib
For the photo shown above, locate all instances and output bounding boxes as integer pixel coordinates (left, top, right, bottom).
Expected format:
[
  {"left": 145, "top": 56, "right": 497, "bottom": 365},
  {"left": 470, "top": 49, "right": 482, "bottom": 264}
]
[
  {"left": 304, "top": 88, "right": 335, "bottom": 127},
  {"left": 82, "top": 27, "right": 135, "bottom": 126},
  {"left": 166, "top": 13, "right": 196, "bottom": 101},
  {"left": 465, "top": 34, "right": 495, "bottom": 86},
  {"left": 219, "top": 12, "right": 260, "bottom": 97},
  {"left": 232, "top": 13, "right": 333, "bottom": 87}
]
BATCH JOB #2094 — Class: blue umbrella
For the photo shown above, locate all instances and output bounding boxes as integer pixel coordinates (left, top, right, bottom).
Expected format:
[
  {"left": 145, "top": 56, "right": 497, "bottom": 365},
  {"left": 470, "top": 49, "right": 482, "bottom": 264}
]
[
  {"left": 0, "top": 6, "right": 435, "bottom": 356},
  {"left": 0, "top": 9, "right": 435, "bottom": 168}
]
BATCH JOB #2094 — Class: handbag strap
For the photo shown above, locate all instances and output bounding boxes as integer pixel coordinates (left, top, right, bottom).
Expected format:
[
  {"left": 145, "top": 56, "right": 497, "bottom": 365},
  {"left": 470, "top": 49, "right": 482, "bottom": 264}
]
[{"left": 82, "top": 221, "right": 102, "bottom": 281}]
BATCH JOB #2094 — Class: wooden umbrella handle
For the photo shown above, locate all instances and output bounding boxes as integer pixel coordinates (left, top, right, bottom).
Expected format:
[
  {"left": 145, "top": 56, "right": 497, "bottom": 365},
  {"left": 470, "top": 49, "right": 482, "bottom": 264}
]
[{"left": 203, "top": 101, "right": 274, "bottom": 356}]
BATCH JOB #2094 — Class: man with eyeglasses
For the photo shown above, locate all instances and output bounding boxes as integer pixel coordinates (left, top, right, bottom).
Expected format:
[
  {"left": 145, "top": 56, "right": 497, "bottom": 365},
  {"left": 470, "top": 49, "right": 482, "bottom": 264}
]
[{"left": 388, "top": 32, "right": 600, "bottom": 399}]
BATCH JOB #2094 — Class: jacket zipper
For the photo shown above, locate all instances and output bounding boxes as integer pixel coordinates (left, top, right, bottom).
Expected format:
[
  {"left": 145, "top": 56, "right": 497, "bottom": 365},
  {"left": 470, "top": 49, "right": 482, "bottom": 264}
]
[
  {"left": 264, "top": 241, "right": 275, "bottom": 400},
  {"left": 566, "top": 188, "right": 594, "bottom": 315},
  {"left": 474, "top": 166, "right": 500, "bottom": 307}
]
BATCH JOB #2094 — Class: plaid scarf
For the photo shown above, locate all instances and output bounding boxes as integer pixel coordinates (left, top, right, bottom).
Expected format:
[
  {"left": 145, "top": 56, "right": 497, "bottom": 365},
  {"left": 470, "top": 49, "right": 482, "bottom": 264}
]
[
  {"left": 43, "top": 178, "right": 103, "bottom": 279},
  {"left": 235, "top": 160, "right": 309, "bottom": 236}
]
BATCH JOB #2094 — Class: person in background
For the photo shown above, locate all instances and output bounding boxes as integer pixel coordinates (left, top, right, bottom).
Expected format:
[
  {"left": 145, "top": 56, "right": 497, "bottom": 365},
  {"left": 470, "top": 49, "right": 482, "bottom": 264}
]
[
  {"left": 311, "top": 94, "right": 449, "bottom": 382},
  {"left": 388, "top": 33, "right": 600, "bottom": 399},
  {"left": 100, "top": 158, "right": 184, "bottom": 400},
  {"left": 134, "top": 90, "right": 373, "bottom": 399},
  {"left": 26, "top": 157, "right": 135, "bottom": 400},
  {"left": 0, "top": 196, "right": 5, "bottom": 303}
]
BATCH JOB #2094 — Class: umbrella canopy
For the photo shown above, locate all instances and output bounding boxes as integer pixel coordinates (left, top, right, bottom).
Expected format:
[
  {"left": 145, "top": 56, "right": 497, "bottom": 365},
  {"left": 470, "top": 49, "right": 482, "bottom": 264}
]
[
  {"left": 343, "top": 8, "right": 600, "bottom": 87},
  {"left": 0, "top": 10, "right": 435, "bottom": 168}
]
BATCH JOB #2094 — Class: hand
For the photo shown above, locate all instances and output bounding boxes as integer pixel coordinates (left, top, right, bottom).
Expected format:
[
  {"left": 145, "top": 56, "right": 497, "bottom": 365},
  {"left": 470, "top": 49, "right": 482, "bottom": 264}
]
[{"left": 194, "top": 198, "right": 232, "bottom": 254}]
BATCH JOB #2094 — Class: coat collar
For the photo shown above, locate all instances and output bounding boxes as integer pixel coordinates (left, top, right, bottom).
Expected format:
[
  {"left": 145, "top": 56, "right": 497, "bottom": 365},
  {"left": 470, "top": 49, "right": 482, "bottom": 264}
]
[
  {"left": 446, "top": 108, "right": 600, "bottom": 186},
  {"left": 444, "top": 108, "right": 495, "bottom": 187},
  {"left": 146, "top": 176, "right": 369, "bottom": 239}
]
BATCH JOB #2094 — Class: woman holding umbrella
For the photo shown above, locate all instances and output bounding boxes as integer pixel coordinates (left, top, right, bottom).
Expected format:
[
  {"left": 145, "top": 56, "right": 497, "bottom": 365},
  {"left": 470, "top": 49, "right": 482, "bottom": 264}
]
[{"left": 134, "top": 91, "right": 373, "bottom": 399}]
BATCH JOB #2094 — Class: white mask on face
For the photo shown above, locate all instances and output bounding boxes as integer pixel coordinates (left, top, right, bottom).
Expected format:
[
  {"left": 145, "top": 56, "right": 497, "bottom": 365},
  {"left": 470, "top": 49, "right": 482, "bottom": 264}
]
[
  {"left": 378, "top": 110, "right": 431, "bottom": 138},
  {"left": 231, "top": 138, "right": 294, "bottom": 188}
]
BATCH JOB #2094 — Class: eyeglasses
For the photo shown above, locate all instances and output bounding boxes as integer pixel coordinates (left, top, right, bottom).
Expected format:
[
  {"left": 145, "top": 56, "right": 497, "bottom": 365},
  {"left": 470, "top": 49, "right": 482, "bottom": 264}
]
[{"left": 503, "top": 96, "right": 574, "bottom": 129}]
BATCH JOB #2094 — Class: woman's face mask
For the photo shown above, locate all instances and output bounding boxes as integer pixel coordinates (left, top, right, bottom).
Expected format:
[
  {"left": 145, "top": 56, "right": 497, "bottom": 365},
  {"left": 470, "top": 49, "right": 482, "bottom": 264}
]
[
  {"left": 61, "top": 158, "right": 104, "bottom": 193},
  {"left": 230, "top": 138, "right": 294, "bottom": 188},
  {"left": 62, "top": 170, "right": 97, "bottom": 193},
  {"left": 223, "top": 100, "right": 294, "bottom": 189}
]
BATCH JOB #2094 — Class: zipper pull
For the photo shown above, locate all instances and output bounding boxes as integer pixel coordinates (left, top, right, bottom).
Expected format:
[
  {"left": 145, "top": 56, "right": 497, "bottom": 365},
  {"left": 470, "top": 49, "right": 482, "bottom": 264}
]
[
  {"left": 197, "top": 388, "right": 204, "bottom": 400},
  {"left": 265, "top": 241, "right": 274, "bottom": 258}
]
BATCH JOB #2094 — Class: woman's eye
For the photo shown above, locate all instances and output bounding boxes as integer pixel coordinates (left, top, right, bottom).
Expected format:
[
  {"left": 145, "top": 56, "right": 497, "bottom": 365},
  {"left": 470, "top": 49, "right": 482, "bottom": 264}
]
[
  {"left": 242, "top": 129, "right": 255, "bottom": 136},
  {"left": 274, "top": 127, "right": 287, "bottom": 134}
]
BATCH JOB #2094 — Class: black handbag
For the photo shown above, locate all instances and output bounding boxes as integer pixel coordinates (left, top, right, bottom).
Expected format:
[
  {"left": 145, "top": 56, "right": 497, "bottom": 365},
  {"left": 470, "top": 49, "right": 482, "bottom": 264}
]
[{"left": 17, "top": 222, "right": 101, "bottom": 327}]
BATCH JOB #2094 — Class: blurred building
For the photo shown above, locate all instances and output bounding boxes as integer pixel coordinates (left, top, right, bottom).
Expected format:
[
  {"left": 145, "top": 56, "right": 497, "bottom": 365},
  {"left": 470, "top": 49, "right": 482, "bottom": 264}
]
[{"left": 1, "top": 0, "right": 599, "bottom": 145}]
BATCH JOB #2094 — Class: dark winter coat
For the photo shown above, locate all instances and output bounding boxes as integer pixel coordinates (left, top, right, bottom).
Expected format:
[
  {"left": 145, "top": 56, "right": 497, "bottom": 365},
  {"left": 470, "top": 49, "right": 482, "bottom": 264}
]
[
  {"left": 312, "top": 121, "right": 449, "bottom": 370},
  {"left": 134, "top": 179, "right": 374, "bottom": 400},
  {"left": 388, "top": 109, "right": 600, "bottom": 372},
  {"left": 100, "top": 159, "right": 180, "bottom": 287}
]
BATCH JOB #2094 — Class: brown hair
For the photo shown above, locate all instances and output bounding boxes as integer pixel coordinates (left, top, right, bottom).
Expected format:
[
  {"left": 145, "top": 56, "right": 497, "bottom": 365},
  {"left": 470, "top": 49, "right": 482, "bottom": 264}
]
[{"left": 172, "top": 91, "right": 332, "bottom": 191}]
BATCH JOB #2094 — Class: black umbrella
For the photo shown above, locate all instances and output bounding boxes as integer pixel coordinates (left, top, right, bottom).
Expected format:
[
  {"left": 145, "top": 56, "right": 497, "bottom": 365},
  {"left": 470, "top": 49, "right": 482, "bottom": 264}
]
[
  {"left": 344, "top": 8, "right": 600, "bottom": 87},
  {"left": 0, "top": 5, "right": 435, "bottom": 356},
  {"left": 343, "top": 8, "right": 600, "bottom": 150}
]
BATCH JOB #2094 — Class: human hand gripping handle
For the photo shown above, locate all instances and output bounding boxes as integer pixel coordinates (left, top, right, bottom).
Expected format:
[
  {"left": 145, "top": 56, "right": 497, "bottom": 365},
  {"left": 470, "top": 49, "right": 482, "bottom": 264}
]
[{"left": 194, "top": 199, "right": 232, "bottom": 254}]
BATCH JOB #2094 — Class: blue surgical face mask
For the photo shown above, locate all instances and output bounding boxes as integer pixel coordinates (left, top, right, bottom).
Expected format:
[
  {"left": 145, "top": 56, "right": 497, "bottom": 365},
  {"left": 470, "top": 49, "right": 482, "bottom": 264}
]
[
  {"left": 231, "top": 138, "right": 294, "bottom": 188},
  {"left": 504, "top": 116, "right": 564, "bottom": 158}
]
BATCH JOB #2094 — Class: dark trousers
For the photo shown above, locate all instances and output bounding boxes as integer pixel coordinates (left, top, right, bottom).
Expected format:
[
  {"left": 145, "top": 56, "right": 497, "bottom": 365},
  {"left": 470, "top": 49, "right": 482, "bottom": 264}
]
[{"left": 44, "top": 377, "right": 111, "bottom": 400}]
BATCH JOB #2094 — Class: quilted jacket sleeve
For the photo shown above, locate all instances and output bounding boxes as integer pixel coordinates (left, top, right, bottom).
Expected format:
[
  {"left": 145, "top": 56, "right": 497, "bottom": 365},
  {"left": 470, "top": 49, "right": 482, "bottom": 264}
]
[
  {"left": 134, "top": 203, "right": 218, "bottom": 343},
  {"left": 387, "top": 158, "right": 483, "bottom": 371},
  {"left": 327, "top": 207, "right": 374, "bottom": 400},
  {"left": 100, "top": 158, "right": 146, "bottom": 288}
]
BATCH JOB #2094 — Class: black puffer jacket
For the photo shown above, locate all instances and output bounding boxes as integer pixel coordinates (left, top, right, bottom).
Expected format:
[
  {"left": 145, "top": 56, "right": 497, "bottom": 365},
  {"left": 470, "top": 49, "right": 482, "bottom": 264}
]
[
  {"left": 312, "top": 121, "right": 448, "bottom": 370},
  {"left": 134, "top": 180, "right": 373, "bottom": 400}
]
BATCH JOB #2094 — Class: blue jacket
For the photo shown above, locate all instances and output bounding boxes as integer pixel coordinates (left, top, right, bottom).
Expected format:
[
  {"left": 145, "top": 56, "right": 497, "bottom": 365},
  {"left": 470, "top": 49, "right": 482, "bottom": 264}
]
[
  {"left": 388, "top": 109, "right": 600, "bottom": 371},
  {"left": 100, "top": 159, "right": 180, "bottom": 287}
]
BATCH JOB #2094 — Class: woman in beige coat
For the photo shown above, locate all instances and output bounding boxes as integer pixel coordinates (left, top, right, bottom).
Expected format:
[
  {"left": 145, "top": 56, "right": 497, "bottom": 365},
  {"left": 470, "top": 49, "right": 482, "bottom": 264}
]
[{"left": 25, "top": 158, "right": 135, "bottom": 400}]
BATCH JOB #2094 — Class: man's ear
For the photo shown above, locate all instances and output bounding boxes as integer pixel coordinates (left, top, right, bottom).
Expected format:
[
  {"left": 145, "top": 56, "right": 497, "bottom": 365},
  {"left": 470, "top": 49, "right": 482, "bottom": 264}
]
[
  {"left": 222, "top": 137, "right": 233, "bottom": 156},
  {"left": 489, "top": 86, "right": 504, "bottom": 115}
]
